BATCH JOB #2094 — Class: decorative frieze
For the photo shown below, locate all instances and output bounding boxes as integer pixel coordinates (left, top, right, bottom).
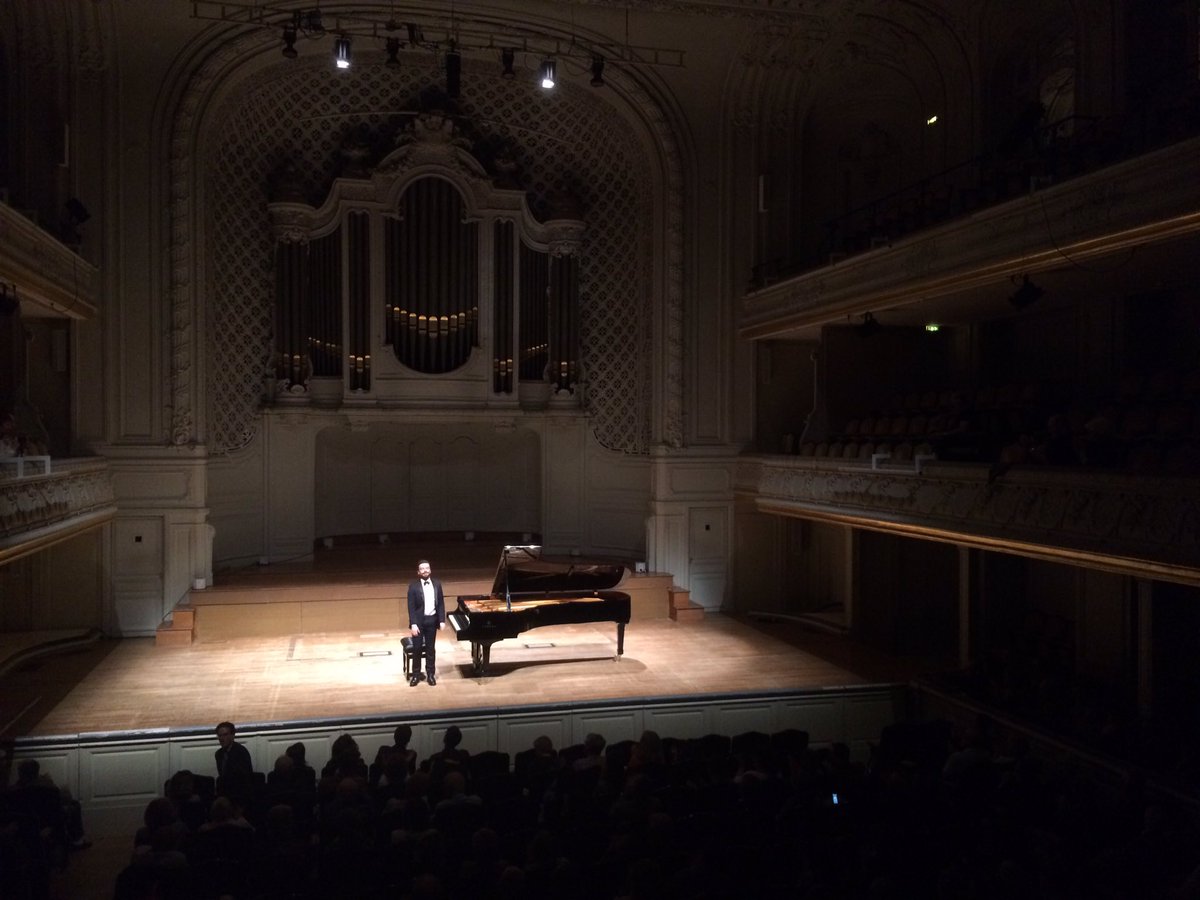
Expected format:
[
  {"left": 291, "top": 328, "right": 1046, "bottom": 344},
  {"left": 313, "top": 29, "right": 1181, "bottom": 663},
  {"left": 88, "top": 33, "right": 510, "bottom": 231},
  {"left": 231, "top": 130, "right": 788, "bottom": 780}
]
[
  {"left": 0, "top": 459, "right": 116, "bottom": 560},
  {"left": 738, "top": 455, "right": 1200, "bottom": 581}
]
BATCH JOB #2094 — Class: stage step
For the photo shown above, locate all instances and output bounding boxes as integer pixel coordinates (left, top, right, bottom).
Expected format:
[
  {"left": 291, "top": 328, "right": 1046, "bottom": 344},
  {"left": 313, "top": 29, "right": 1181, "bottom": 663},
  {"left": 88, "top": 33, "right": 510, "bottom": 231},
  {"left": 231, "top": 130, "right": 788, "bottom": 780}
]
[
  {"left": 155, "top": 606, "right": 194, "bottom": 647},
  {"left": 669, "top": 586, "right": 706, "bottom": 622}
]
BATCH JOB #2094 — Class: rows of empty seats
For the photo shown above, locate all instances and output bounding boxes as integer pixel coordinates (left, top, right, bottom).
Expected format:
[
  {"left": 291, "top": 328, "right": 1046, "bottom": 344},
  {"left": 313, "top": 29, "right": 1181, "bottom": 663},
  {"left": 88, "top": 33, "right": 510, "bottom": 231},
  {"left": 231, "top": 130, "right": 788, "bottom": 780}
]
[{"left": 787, "top": 371, "right": 1199, "bottom": 476}]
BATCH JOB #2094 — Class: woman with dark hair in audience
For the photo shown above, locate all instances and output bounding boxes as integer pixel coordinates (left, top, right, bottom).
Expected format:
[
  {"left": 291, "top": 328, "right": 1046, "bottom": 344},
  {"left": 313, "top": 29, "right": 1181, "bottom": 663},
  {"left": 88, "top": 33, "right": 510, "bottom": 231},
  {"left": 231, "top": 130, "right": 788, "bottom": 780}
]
[{"left": 321, "top": 733, "right": 369, "bottom": 782}]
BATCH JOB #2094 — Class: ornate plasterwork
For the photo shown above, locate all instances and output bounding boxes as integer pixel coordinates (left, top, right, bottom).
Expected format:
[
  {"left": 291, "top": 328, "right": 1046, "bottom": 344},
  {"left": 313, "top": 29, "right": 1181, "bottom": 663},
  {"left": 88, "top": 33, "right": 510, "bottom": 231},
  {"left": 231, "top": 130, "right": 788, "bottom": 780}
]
[
  {"left": 167, "top": 30, "right": 267, "bottom": 448},
  {"left": 739, "top": 456, "right": 1200, "bottom": 580},
  {"left": 545, "top": 220, "right": 587, "bottom": 258},
  {"left": 186, "top": 49, "right": 677, "bottom": 457},
  {"left": 0, "top": 0, "right": 111, "bottom": 73},
  {"left": 0, "top": 460, "right": 116, "bottom": 552}
]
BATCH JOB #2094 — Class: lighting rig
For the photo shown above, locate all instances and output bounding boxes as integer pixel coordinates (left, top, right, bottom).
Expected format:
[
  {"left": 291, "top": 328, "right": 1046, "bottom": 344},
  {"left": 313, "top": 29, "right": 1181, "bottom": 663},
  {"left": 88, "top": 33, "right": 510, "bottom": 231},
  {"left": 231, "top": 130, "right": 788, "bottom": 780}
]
[{"left": 188, "top": 1, "right": 684, "bottom": 91}]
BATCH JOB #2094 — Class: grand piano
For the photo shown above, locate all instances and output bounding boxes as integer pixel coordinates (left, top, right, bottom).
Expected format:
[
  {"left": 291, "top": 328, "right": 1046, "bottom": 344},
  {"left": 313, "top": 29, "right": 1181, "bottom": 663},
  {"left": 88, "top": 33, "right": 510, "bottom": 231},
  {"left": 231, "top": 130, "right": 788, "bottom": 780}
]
[{"left": 448, "top": 545, "right": 631, "bottom": 676}]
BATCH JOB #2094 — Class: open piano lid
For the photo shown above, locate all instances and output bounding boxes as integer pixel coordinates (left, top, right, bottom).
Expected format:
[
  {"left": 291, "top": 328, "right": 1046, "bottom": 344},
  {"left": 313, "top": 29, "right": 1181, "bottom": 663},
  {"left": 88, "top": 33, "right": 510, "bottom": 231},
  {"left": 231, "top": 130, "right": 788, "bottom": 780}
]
[{"left": 491, "top": 545, "right": 626, "bottom": 595}]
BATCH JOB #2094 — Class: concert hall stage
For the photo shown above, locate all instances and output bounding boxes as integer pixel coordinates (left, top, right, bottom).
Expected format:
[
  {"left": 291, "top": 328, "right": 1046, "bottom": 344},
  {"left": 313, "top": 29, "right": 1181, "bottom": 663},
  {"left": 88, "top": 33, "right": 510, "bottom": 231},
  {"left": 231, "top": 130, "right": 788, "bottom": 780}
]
[{"left": 2, "top": 538, "right": 917, "bottom": 828}]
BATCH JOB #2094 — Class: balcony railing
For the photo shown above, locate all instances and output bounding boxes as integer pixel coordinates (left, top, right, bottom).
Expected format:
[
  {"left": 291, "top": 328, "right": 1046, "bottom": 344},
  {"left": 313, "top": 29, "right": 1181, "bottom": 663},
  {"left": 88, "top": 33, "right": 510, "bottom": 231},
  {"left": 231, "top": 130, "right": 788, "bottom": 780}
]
[
  {"left": 737, "top": 454, "right": 1200, "bottom": 585},
  {"left": 0, "top": 457, "right": 116, "bottom": 562}
]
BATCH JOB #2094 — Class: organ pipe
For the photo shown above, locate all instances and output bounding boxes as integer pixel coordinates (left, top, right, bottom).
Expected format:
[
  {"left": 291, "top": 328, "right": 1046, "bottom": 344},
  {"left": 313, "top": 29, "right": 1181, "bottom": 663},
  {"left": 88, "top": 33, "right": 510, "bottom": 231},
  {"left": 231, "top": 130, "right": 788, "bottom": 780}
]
[{"left": 386, "top": 178, "right": 478, "bottom": 374}]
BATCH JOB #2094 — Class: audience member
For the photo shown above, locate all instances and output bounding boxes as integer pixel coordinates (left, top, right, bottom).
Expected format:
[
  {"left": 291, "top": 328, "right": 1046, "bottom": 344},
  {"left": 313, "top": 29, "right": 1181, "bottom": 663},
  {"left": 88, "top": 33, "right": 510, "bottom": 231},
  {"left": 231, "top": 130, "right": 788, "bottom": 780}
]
[
  {"left": 213, "top": 720, "right": 255, "bottom": 804},
  {"left": 321, "top": 732, "right": 369, "bottom": 782},
  {"left": 95, "top": 718, "right": 1200, "bottom": 900}
]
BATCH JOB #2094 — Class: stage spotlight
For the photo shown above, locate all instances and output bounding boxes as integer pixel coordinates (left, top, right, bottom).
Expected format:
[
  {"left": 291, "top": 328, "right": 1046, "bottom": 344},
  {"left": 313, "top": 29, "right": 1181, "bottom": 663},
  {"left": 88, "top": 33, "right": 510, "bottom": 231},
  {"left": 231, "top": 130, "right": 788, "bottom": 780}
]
[
  {"left": 281, "top": 23, "right": 298, "bottom": 58},
  {"left": 590, "top": 55, "right": 605, "bottom": 87},
  {"left": 445, "top": 44, "right": 461, "bottom": 98},
  {"left": 334, "top": 35, "right": 352, "bottom": 69},
  {"left": 856, "top": 311, "right": 882, "bottom": 337},
  {"left": 385, "top": 37, "right": 401, "bottom": 67},
  {"left": 539, "top": 58, "right": 556, "bottom": 89},
  {"left": 501, "top": 47, "right": 515, "bottom": 78},
  {"left": 1008, "top": 275, "right": 1043, "bottom": 309}
]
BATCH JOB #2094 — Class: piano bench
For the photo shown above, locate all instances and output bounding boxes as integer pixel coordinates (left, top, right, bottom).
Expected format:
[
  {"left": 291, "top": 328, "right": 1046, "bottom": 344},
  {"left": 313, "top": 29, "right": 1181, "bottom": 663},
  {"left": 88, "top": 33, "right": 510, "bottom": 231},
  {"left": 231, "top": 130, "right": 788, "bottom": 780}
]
[{"left": 401, "top": 637, "right": 426, "bottom": 677}]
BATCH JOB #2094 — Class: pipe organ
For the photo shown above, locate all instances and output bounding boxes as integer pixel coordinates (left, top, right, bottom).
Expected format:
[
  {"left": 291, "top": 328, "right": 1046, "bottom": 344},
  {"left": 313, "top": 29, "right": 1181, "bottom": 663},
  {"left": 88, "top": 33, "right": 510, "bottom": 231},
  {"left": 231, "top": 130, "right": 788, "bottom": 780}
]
[{"left": 266, "top": 114, "right": 586, "bottom": 409}]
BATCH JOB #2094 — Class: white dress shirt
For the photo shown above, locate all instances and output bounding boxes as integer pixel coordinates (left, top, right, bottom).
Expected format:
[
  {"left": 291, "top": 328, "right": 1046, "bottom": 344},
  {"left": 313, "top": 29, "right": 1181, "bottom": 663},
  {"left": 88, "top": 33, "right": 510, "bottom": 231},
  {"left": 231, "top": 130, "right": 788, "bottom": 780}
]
[{"left": 422, "top": 578, "right": 436, "bottom": 616}]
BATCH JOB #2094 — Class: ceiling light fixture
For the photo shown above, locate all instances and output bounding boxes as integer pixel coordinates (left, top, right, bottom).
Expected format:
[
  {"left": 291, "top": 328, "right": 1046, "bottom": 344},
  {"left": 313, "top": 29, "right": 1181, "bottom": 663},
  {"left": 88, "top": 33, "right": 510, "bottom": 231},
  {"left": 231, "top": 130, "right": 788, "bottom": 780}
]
[
  {"left": 539, "top": 58, "right": 556, "bottom": 89},
  {"left": 501, "top": 47, "right": 515, "bottom": 78},
  {"left": 334, "top": 34, "right": 352, "bottom": 69},
  {"left": 590, "top": 55, "right": 606, "bottom": 87},
  {"left": 189, "top": 3, "right": 686, "bottom": 79}
]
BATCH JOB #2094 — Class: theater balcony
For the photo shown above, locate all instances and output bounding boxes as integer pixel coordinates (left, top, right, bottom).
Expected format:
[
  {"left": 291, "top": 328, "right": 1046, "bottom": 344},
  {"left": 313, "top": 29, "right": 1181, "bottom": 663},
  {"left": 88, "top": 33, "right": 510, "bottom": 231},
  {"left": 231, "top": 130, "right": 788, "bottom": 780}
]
[
  {"left": 0, "top": 201, "right": 100, "bottom": 320},
  {"left": 736, "top": 130, "right": 1200, "bottom": 590},
  {"left": 0, "top": 457, "right": 116, "bottom": 566},
  {"left": 740, "top": 135, "right": 1200, "bottom": 342},
  {"left": 735, "top": 454, "right": 1199, "bottom": 586}
]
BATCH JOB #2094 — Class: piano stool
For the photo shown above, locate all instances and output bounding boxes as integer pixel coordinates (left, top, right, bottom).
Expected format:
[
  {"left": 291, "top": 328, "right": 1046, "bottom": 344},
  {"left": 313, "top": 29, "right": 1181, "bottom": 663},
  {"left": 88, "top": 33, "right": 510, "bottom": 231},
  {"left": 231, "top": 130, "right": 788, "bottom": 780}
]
[{"left": 400, "top": 636, "right": 427, "bottom": 678}]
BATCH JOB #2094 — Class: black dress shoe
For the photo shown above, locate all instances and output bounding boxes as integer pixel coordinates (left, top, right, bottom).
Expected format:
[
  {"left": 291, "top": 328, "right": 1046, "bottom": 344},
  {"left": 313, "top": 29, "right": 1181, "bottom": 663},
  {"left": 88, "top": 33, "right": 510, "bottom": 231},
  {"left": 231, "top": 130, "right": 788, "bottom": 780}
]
[
  {"left": 427, "top": 674, "right": 437, "bottom": 686},
  {"left": 408, "top": 674, "right": 420, "bottom": 687}
]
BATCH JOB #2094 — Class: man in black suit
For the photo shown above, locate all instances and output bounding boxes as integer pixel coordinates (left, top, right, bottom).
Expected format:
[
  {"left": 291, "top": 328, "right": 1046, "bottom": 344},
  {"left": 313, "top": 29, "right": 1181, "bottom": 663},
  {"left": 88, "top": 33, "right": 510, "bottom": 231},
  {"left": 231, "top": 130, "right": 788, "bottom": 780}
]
[
  {"left": 407, "top": 559, "right": 446, "bottom": 686},
  {"left": 214, "top": 720, "right": 254, "bottom": 803}
]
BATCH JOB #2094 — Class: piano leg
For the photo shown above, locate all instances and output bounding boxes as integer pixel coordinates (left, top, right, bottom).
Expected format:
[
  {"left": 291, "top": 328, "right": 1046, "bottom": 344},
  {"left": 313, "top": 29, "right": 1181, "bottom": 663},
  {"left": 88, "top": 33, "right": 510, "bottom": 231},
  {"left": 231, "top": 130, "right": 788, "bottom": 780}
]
[
  {"left": 471, "top": 642, "right": 484, "bottom": 675},
  {"left": 616, "top": 622, "right": 626, "bottom": 657}
]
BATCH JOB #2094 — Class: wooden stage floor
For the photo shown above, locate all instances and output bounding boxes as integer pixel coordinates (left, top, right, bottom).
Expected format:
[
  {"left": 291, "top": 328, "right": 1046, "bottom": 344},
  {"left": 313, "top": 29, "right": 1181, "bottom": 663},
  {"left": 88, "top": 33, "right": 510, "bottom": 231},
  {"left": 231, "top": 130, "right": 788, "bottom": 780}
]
[{"left": 3, "top": 614, "right": 921, "bottom": 741}]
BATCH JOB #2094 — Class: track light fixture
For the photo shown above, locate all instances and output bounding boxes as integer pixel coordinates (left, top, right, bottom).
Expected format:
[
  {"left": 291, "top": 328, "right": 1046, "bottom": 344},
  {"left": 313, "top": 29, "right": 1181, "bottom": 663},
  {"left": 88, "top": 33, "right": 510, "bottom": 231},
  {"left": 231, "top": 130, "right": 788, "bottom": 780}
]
[
  {"left": 281, "top": 23, "right": 298, "bottom": 58},
  {"left": 190, "top": 3, "right": 686, "bottom": 79},
  {"left": 1008, "top": 275, "right": 1044, "bottom": 309},
  {"left": 385, "top": 36, "right": 401, "bottom": 67},
  {"left": 334, "top": 35, "right": 351, "bottom": 69},
  {"left": 445, "top": 43, "right": 461, "bottom": 98},
  {"left": 539, "top": 58, "right": 556, "bottom": 89}
]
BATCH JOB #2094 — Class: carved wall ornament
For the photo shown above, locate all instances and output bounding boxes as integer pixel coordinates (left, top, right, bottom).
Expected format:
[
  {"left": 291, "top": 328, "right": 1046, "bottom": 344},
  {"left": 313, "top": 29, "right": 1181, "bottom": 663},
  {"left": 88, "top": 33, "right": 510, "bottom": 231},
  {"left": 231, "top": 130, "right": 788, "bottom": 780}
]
[
  {"left": 0, "top": 462, "right": 116, "bottom": 542},
  {"left": 268, "top": 204, "right": 314, "bottom": 244},
  {"left": 545, "top": 219, "right": 587, "bottom": 257}
]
